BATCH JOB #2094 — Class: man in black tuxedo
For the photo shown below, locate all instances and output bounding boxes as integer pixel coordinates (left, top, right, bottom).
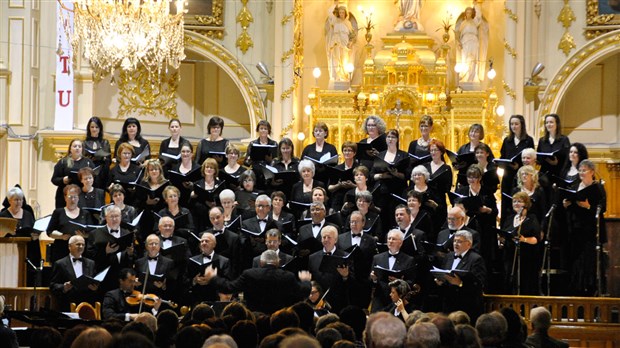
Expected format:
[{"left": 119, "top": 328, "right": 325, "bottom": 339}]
[
  {"left": 252, "top": 229, "right": 293, "bottom": 268},
  {"left": 206, "top": 206, "right": 243, "bottom": 276},
  {"left": 298, "top": 202, "right": 339, "bottom": 254},
  {"left": 434, "top": 230, "right": 486, "bottom": 323},
  {"left": 308, "top": 225, "right": 359, "bottom": 313},
  {"left": 186, "top": 232, "right": 233, "bottom": 305},
  {"left": 370, "top": 229, "right": 416, "bottom": 312},
  {"left": 394, "top": 205, "right": 428, "bottom": 255},
  {"left": 134, "top": 234, "right": 175, "bottom": 299},
  {"left": 102, "top": 268, "right": 162, "bottom": 321},
  {"left": 435, "top": 207, "right": 480, "bottom": 264},
  {"left": 204, "top": 250, "right": 312, "bottom": 314},
  {"left": 240, "top": 194, "right": 280, "bottom": 269},
  {"left": 156, "top": 216, "right": 191, "bottom": 302},
  {"left": 85, "top": 205, "right": 135, "bottom": 293},
  {"left": 50, "top": 235, "right": 99, "bottom": 311}
]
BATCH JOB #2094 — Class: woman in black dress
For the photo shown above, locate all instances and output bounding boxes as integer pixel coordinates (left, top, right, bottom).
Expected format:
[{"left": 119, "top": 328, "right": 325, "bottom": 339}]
[
  {"left": 159, "top": 118, "right": 189, "bottom": 171},
  {"left": 327, "top": 141, "right": 358, "bottom": 213},
  {"left": 499, "top": 115, "right": 534, "bottom": 226},
  {"left": 77, "top": 167, "right": 106, "bottom": 212},
  {"left": 423, "top": 140, "right": 453, "bottom": 233},
  {"left": 47, "top": 184, "right": 95, "bottom": 263},
  {"left": 289, "top": 159, "right": 325, "bottom": 219},
  {"left": 114, "top": 118, "right": 150, "bottom": 164},
  {"left": 342, "top": 165, "right": 372, "bottom": 217},
  {"left": 301, "top": 121, "right": 338, "bottom": 185},
  {"left": 83, "top": 116, "right": 111, "bottom": 189},
  {"left": 501, "top": 191, "right": 541, "bottom": 295},
  {"left": 406, "top": 190, "right": 433, "bottom": 239},
  {"left": 157, "top": 186, "right": 195, "bottom": 241},
  {"left": 135, "top": 159, "right": 169, "bottom": 240},
  {"left": 537, "top": 114, "right": 571, "bottom": 179},
  {"left": 455, "top": 124, "right": 486, "bottom": 188},
  {"left": 272, "top": 138, "right": 300, "bottom": 172},
  {"left": 562, "top": 159, "right": 606, "bottom": 296},
  {"left": 235, "top": 170, "right": 261, "bottom": 213},
  {"left": 359, "top": 115, "right": 387, "bottom": 168},
  {"left": 169, "top": 142, "right": 200, "bottom": 208},
  {"left": 219, "top": 144, "right": 246, "bottom": 192},
  {"left": 245, "top": 120, "right": 278, "bottom": 166},
  {"left": 1, "top": 187, "right": 39, "bottom": 279},
  {"left": 474, "top": 143, "right": 499, "bottom": 195},
  {"left": 107, "top": 142, "right": 142, "bottom": 205},
  {"left": 196, "top": 116, "right": 230, "bottom": 166},
  {"left": 512, "top": 165, "right": 546, "bottom": 224},
  {"left": 269, "top": 191, "right": 296, "bottom": 236},
  {"left": 104, "top": 184, "right": 137, "bottom": 226},
  {"left": 51, "top": 139, "right": 94, "bottom": 208}
]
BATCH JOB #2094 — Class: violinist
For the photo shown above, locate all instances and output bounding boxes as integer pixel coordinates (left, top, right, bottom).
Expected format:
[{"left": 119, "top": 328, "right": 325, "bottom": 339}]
[
  {"left": 306, "top": 281, "right": 332, "bottom": 316},
  {"left": 102, "top": 268, "right": 157, "bottom": 321}
]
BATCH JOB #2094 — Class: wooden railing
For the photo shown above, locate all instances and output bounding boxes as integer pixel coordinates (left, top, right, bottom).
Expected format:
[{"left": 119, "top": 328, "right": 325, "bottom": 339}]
[
  {"left": 0, "top": 287, "right": 54, "bottom": 311},
  {"left": 484, "top": 295, "right": 620, "bottom": 347}
]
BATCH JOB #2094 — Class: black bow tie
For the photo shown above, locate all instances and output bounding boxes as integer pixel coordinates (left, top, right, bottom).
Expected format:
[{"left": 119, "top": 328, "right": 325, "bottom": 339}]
[
  {"left": 148, "top": 256, "right": 158, "bottom": 261},
  {"left": 455, "top": 254, "right": 462, "bottom": 259},
  {"left": 324, "top": 251, "right": 332, "bottom": 256},
  {"left": 258, "top": 219, "right": 268, "bottom": 223},
  {"left": 72, "top": 257, "right": 83, "bottom": 263},
  {"left": 161, "top": 237, "right": 172, "bottom": 241},
  {"left": 212, "top": 230, "right": 223, "bottom": 234},
  {"left": 352, "top": 233, "right": 362, "bottom": 238},
  {"left": 312, "top": 223, "right": 322, "bottom": 228},
  {"left": 110, "top": 229, "right": 119, "bottom": 234},
  {"left": 203, "top": 254, "right": 212, "bottom": 260},
  {"left": 400, "top": 228, "right": 407, "bottom": 233},
  {"left": 389, "top": 253, "right": 399, "bottom": 258}
]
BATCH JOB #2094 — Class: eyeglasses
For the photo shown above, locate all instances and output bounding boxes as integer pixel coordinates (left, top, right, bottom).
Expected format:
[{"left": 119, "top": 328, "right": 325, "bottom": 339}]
[{"left": 67, "top": 195, "right": 79, "bottom": 199}]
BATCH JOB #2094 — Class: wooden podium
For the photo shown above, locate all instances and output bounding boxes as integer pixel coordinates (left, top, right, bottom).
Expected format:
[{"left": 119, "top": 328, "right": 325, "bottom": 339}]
[{"left": 0, "top": 237, "right": 31, "bottom": 287}]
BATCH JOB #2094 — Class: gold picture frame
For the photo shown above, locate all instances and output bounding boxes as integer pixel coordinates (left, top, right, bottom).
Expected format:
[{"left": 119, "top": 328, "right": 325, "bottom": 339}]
[
  {"left": 184, "top": 0, "right": 225, "bottom": 39},
  {"left": 586, "top": 0, "right": 620, "bottom": 39}
]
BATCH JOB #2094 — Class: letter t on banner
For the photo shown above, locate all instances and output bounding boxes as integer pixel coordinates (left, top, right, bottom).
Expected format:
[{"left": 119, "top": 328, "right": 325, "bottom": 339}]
[{"left": 55, "top": 1, "right": 74, "bottom": 131}]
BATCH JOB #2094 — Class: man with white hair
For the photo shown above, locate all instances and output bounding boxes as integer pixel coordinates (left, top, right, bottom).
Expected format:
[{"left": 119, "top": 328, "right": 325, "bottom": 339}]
[
  {"left": 50, "top": 235, "right": 98, "bottom": 311},
  {"left": 434, "top": 230, "right": 486, "bottom": 322},
  {"left": 525, "top": 307, "right": 568, "bottom": 348},
  {"left": 369, "top": 315, "right": 407, "bottom": 348},
  {"left": 240, "top": 194, "right": 280, "bottom": 268}
]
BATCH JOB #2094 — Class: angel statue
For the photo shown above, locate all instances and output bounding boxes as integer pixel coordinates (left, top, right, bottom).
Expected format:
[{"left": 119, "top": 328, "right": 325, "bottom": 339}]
[
  {"left": 394, "top": 0, "right": 424, "bottom": 32},
  {"left": 325, "top": 0, "right": 358, "bottom": 83},
  {"left": 454, "top": 1, "right": 489, "bottom": 83}
]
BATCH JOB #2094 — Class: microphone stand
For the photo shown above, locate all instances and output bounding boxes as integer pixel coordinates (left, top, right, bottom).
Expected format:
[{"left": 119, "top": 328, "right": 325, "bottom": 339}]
[
  {"left": 25, "top": 258, "right": 43, "bottom": 311},
  {"left": 510, "top": 212, "right": 524, "bottom": 295},
  {"left": 595, "top": 205, "right": 604, "bottom": 297},
  {"left": 542, "top": 205, "right": 556, "bottom": 296}
]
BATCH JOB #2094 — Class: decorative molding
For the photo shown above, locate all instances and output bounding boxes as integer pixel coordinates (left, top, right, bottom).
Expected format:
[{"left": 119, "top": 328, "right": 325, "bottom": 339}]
[
  {"left": 185, "top": 0, "right": 225, "bottom": 40},
  {"left": 280, "top": 116, "right": 295, "bottom": 138},
  {"left": 503, "top": 40, "right": 517, "bottom": 59},
  {"left": 502, "top": 80, "right": 516, "bottom": 100},
  {"left": 280, "top": 0, "right": 303, "bottom": 101},
  {"left": 184, "top": 32, "right": 266, "bottom": 128},
  {"left": 117, "top": 67, "right": 180, "bottom": 119},
  {"left": 534, "top": 0, "right": 542, "bottom": 18},
  {"left": 557, "top": 0, "right": 576, "bottom": 56},
  {"left": 539, "top": 30, "right": 620, "bottom": 121},
  {"left": 503, "top": 6, "right": 518, "bottom": 23},
  {"left": 281, "top": 48, "right": 294, "bottom": 63},
  {"left": 585, "top": 0, "right": 620, "bottom": 39},
  {"left": 558, "top": 32, "right": 576, "bottom": 56},
  {"left": 236, "top": 0, "right": 254, "bottom": 54}
]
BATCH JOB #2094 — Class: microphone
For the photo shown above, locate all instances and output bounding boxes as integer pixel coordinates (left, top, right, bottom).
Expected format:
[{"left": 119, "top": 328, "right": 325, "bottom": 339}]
[
  {"left": 596, "top": 205, "right": 602, "bottom": 220},
  {"left": 545, "top": 204, "right": 557, "bottom": 218},
  {"left": 39, "top": 259, "right": 44, "bottom": 271}
]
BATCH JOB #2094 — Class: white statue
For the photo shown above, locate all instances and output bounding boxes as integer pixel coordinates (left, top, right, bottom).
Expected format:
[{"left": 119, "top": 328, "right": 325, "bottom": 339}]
[
  {"left": 394, "top": 0, "right": 424, "bottom": 32},
  {"left": 325, "top": 1, "right": 357, "bottom": 82},
  {"left": 455, "top": 1, "right": 489, "bottom": 83}
]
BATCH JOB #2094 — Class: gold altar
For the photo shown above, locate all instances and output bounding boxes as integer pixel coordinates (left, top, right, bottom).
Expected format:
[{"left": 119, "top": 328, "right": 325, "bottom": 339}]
[{"left": 305, "top": 32, "right": 505, "bottom": 154}]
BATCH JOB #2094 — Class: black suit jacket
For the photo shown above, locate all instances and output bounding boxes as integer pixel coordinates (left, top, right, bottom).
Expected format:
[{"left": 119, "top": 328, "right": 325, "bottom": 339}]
[
  {"left": 436, "top": 226, "right": 480, "bottom": 254},
  {"left": 371, "top": 251, "right": 416, "bottom": 310},
  {"left": 525, "top": 332, "right": 569, "bottom": 348},
  {"left": 185, "top": 253, "right": 232, "bottom": 305},
  {"left": 337, "top": 232, "right": 377, "bottom": 275},
  {"left": 308, "top": 248, "right": 358, "bottom": 313},
  {"left": 102, "top": 288, "right": 137, "bottom": 320},
  {"left": 204, "top": 228, "right": 242, "bottom": 276},
  {"left": 134, "top": 255, "right": 175, "bottom": 297},
  {"left": 439, "top": 250, "right": 486, "bottom": 322},
  {"left": 298, "top": 222, "right": 339, "bottom": 243},
  {"left": 241, "top": 216, "right": 280, "bottom": 265},
  {"left": 85, "top": 227, "right": 134, "bottom": 292},
  {"left": 213, "top": 264, "right": 311, "bottom": 314},
  {"left": 50, "top": 255, "right": 97, "bottom": 310}
]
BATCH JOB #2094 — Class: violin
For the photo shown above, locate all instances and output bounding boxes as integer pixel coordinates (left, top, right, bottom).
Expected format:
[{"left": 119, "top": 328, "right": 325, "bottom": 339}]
[{"left": 125, "top": 290, "right": 178, "bottom": 309}]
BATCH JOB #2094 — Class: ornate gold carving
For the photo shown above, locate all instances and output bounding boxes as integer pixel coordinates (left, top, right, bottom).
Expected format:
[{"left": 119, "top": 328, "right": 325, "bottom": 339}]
[
  {"left": 236, "top": 0, "right": 254, "bottom": 54},
  {"left": 185, "top": 0, "right": 225, "bottom": 40},
  {"left": 586, "top": 0, "right": 620, "bottom": 39},
  {"left": 503, "top": 40, "right": 517, "bottom": 59},
  {"left": 558, "top": 32, "right": 576, "bottom": 56},
  {"left": 503, "top": 6, "right": 518, "bottom": 23},
  {"left": 280, "top": 116, "right": 295, "bottom": 138},
  {"left": 280, "top": 0, "right": 303, "bottom": 101},
  {"left": 184, "top": 33, "right": 266, "bottom": 122},
  {"left": 116, "top": 66, "right": 180, "bottom": 119},
  {"left": 539, "top": 31, "right": 620, "bottom": 123},
  {"left": 558, "top": 0, "right": 576, "bottom": 28},
  {"left": 534, "top": 0, "right": 542, "bottom": 18},
  {"left": 502, "top": 80, "right": 517, "bottom": 100}
]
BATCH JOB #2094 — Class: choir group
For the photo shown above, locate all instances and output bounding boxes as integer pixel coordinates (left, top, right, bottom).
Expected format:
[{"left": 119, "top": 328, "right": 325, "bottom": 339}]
[{"left": 0, "top": 113, "right": 607, "bottom": 322}]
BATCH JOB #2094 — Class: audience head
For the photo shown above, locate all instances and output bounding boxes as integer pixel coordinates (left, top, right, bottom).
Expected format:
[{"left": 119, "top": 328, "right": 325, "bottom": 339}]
[
  {"left": 291, "top": 301, "right": 316, "bottom": 334},
  {"left": 134, "top": 312, "right": 157, "bottom": 334},
  {"left": 279, "top": 334, "right": 321, "bottom": 348},
  {"left": 448, "top": 311, "right": 470, "bottom": 326},
  {"left": 202, "top": 334, "right": 238, "bottom": 348},
  {"left": 316, "top": 327, "right": 342, "bottom": 348},
  {"left": 498, "top": 307, "right": 527, "bottom": 344},
  {"left": 316, "top": 313, "right": 341, "bottom": 332},
  {"left": 270, "top": 308, "right": 300, "bottom": 333},
  {"left": 338, "top": 306, "right": 366, "bottom": 343},
  {"left": 369, "top": 315, "right": 407, "bottom": 348},
  {"left": 475, "top": 312, "right": 507, "bottom": 347},
  {"left": 231, "top": 320, "right": 258, "bottom": 348},
  {"left": 430, "top": 315, "right": 457, "bottom": 348},
  {"left": 529, "top": 306, "right": 552, "bottom": 333},
  {"left": 454, "top": 324, "right": 481, "bottom": 348},
  {"left": 406, "top": 322, "right": 441, "bottom": 348},
  {"left": 122, "top": 321, "right": 154, "bottom": 342},
  {"left": 191, "top": 303, "right": 215, "bottom": 322},
  {"left": 30, "top": 327, "right": 63, "bottom": 348}
]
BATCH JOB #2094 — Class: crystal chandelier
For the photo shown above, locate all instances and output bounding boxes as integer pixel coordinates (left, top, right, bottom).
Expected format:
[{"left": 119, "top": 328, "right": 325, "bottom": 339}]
[{"left": 58, "top": 0, "right": 187, "bottom": 80}]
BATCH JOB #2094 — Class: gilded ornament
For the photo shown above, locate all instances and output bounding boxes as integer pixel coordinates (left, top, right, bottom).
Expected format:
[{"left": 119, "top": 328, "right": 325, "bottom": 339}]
[
  {"left": 187, "top": 0, "right": 225, "bottom": 39},
  {"left": 534, "top": 0, "right": 541, "bottom": 18},
  {"left": 280, "top": 0, "right": 304, "bottom": 101},
  {"left": 503, "top": 40, "right": 517, "bottom": 59},
  {"left": 558, "top": 32, "right": 576, "bottom": 56},
  {"left": 503, "top": 6, "right": 518, "bottom": 23},
  {"left": 236, "top": 0, "right": 254, "bottom": 54},
  {"left": 585, "top": 0, "right": 619, "bottom": 38},
  {"left": 502, "top": 80, "right": 516, "bottom": 100},
  {"left": 117, "top": 66, "right": 180, "bottom": 119},
  {"left": 557, "top": 0, "right": 576, "bottom": 28}
]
